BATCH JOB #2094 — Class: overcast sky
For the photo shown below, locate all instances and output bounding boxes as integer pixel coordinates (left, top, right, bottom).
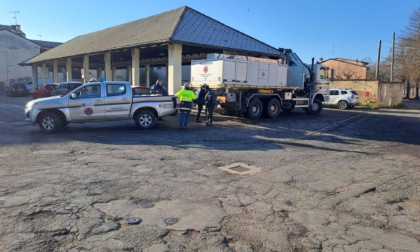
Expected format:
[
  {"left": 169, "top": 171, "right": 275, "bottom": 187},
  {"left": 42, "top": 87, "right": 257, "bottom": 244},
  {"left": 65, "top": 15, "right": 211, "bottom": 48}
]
[{"left": 1, "top": 0, "right": 418, "bottom": 64}]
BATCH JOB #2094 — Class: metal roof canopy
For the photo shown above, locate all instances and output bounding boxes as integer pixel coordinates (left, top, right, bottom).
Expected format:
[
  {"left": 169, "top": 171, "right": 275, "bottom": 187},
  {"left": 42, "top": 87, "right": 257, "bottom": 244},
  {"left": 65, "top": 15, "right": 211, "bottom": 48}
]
[{"left": 23, "top": 6, "right": 281, "bottom": 67}]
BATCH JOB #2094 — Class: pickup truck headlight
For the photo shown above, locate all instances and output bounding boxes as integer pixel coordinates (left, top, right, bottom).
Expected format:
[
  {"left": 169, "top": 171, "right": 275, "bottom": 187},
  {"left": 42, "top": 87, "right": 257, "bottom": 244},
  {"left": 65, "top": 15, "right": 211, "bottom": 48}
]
[{"left": 25, "top": 101, "right": 38, "bottom": 111}]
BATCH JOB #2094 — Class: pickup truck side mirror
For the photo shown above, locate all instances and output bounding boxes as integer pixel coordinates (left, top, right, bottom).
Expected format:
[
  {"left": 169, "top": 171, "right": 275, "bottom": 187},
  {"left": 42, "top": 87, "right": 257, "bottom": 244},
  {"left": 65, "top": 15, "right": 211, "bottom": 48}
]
[{"left": 70, "top": 93, "right": 78, "bottom": 99}]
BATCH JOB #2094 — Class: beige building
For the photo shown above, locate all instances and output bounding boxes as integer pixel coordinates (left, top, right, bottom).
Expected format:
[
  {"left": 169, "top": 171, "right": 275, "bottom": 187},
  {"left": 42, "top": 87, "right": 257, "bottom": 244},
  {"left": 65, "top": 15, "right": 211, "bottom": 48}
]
[{"left": 322, "top": 58, "right": 369, "bottom": 80}]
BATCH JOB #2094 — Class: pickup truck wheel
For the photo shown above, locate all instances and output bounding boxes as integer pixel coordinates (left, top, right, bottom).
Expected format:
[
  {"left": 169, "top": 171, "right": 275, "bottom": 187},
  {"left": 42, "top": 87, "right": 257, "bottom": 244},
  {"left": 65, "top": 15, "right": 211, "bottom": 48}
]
[
  {"left": 266, "top": 98, "right": 281, "bottom": 118},
  {"left": 39, "top": 112, "right": 63, "bottom": 133},
  {"left": 304, "top": 99, "right": 323, "bottom": 115},
  {"left": 135, "top": 110, "right": 156, "bottom": 129},
  {"left": 247, "top": 99, "right": 263, "bottom": 119},
  {"left": 337, "top": 100, "right": 348, "bottom": 110}
]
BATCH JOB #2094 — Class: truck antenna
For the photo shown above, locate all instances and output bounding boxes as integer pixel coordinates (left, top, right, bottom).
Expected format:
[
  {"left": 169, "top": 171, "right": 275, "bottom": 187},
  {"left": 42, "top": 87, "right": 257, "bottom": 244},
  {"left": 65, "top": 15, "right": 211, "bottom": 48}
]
[{"left": 9, "top": 11, "right": 20, "bottom": 25}]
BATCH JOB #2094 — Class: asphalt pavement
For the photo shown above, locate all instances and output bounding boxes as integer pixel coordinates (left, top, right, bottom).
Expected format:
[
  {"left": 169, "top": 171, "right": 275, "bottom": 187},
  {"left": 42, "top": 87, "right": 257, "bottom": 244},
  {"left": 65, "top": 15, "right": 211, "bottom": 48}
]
[{"left": 0, "top": 94, "right": 419, "bottom": 251}]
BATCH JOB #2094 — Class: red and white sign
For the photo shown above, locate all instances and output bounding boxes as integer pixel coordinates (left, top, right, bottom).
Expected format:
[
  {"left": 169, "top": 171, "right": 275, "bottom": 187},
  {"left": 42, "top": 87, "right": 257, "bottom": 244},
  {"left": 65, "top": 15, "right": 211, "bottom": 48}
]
[{"left": 84, "top": 108, "right": 93, "bottom": 115}]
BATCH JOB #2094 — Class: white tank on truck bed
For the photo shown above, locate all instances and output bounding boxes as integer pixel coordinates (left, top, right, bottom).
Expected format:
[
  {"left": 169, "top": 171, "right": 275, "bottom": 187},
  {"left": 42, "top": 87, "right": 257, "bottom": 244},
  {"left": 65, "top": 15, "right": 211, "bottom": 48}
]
[{"left": 190, "top": 53, "right": 291, "bottom": 88}]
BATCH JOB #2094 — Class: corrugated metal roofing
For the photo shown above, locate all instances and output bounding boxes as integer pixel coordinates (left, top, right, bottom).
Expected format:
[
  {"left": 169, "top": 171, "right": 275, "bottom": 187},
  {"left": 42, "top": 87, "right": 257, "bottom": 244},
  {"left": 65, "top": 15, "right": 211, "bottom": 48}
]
[
  {"left": 25, "top": 6, "right": 280, "bottom": 64},
  {"left": 172, "top": 8, "right": 279, "bottom": 56}
]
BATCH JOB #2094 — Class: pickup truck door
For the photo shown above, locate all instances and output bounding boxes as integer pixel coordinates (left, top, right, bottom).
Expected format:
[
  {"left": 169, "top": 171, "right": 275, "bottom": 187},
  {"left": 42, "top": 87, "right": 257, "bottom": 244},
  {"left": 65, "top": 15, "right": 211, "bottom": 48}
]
[
  {"left": 69, "top": 84, "right": 105, "bottom": 121},
  {"left": 104, "top": 83, "right": 132, "bottom": 119}
]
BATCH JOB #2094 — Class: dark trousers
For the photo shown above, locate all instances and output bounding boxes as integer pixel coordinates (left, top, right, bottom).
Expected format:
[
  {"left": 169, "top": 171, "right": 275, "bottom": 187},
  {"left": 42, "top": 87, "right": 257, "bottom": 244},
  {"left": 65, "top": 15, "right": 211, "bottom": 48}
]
[
  {"left": 195, "top": 104, "right": 204, "bottom": 121},
  {"left": 179, "top": 109, "right": 191, "bottom": 128},
  {"left": 207, "top": 106, "right": 214, "bottom": 123}
]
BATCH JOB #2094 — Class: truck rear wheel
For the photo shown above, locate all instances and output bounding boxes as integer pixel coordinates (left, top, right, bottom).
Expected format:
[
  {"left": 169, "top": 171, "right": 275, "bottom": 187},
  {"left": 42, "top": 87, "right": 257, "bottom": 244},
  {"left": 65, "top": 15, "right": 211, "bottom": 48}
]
[
  {"left": 247, "top": 99, "right": 263, "bottom": 119},
  {"left": 134, "top": 110, "right": 157, "bottom": 129},
  {"left": 39, "top": 112, "right": 63, "bottom": 133},
  {"left": 265, "top": 98, "right": 281, "bottom": 118},
  {"left": 304, "top": 99, "right": 323, "bottom": 115}
]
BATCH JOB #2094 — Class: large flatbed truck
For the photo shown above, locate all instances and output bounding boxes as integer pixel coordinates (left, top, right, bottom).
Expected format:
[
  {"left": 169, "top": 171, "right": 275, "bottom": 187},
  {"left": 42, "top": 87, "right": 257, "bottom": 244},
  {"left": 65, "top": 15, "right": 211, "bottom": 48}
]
[{"left": 189, "top": 49, "right": 329, "bottom": 119}]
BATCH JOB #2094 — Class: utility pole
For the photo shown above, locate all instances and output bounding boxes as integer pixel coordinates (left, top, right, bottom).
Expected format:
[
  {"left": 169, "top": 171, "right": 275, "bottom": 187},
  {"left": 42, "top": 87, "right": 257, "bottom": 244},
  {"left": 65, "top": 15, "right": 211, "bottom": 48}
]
[
  {"left": 390, "top": 32, "right": 395, "bottom": 82},
  {"left": 375, "top": 40, "right": 381, "bottom": 80},
  {"left": 9, "top": 11, "right": 20, "bottom": 25}
]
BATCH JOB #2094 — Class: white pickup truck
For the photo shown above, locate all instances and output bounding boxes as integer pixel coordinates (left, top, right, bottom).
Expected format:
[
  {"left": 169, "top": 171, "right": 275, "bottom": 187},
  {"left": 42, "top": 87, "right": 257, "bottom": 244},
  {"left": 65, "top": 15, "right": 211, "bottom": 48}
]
[{"left": 25, "top": 81, "right": 177, "bottom": 133}]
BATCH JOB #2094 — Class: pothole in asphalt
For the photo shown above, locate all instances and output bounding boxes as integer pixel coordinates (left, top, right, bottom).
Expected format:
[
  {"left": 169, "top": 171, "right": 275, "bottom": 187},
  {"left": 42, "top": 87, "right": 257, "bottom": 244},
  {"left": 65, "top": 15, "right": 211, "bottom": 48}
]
[
  {"left": 219, "top": 163, "right": 262, "bottom": 175},
  {"left": 140, "top": 200, "right": 154, "bottom": 208},
  {"left": 164, "top": 218, "right": 178, "bottom": 225},
  {"left": 124, "top": 217, "right": 142, "bottom": 225}
]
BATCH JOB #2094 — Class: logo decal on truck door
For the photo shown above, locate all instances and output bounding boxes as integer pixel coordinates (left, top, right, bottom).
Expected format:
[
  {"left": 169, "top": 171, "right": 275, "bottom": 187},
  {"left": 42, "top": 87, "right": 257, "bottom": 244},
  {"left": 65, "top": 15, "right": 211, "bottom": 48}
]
[{"left": 84, "top": 108, "right": 93, "bottom": 115}]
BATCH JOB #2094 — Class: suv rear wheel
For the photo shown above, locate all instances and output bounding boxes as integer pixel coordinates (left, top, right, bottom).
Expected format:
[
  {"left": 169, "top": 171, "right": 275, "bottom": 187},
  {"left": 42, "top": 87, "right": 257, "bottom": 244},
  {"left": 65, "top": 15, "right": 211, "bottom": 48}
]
[{"left": 337, "top": 100, "right": 348, "bottom": 110}]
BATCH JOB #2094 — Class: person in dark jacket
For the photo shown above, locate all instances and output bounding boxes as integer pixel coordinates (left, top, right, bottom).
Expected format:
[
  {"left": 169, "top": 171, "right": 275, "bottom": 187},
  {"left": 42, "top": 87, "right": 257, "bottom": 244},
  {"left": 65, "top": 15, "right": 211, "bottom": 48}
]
[
  {"left": 204, "top": 86, "right": 217, "bottom": 126},
  {"left": 151, "top": 79, "right": 168, "bottom": 121},
  {"left": 194, "top": 84, "right": 207, "bottom": 123},
  {"left": 151, "top": 79, "right": 168, "bottom": 96}
]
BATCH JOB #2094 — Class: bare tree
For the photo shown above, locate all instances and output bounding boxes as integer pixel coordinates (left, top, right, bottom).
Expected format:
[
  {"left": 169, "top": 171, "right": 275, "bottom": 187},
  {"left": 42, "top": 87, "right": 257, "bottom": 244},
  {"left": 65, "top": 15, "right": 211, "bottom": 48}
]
[{"left": 395, "top": 8, "right": 420, "bottom": 99}]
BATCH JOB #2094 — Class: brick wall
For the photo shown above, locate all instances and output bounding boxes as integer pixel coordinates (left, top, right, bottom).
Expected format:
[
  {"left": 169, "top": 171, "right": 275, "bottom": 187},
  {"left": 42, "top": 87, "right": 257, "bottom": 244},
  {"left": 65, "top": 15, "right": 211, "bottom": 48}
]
[{"left": 322, "top": 60, "right": 367, "bottom": 80}]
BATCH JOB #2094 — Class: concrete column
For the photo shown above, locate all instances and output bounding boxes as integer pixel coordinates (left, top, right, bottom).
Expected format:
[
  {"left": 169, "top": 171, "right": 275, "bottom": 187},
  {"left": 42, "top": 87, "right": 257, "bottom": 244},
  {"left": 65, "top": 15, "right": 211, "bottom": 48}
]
[
  {"left": 42, "top": 63, "right": 47, "bottom": 87},
  {"left": 83, "top": 55, "right": 90, "bottom": 83},
  {"left": 167, "top": 43, "right": 182, "bottom": 94},
  {"left": 104, "top": 52, "right": 112, "bottom": 81},
  {"left": 131, "top": 48, "right": 140, "bottom": 86},
  {"left": 128, "top": 66, "right": 132, "bottom": 83},
  {"left": 66, "top": 58, "right": 72, "bottom": 81},
  {"left": 145, "top": 64, "right": 150, "bottom": 87},
  {"left": 31, "top": 65, "right": 38, "bottom": 89},
  {"left": 53, "top": 60, "right": 59, "bottom": 83},
  {"left": 96, "top": 68, "right": 102, "bottom": 79},
  {"left": 112, "top": 67, "right": 117, "bottom": 81}
]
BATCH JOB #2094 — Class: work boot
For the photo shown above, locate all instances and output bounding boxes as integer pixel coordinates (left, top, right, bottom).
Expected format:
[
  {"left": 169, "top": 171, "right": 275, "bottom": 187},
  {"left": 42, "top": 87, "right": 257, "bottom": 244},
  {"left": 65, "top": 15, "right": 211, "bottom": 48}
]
[{"left": 195, "top": 120, "right": 202, "bottom": 123}]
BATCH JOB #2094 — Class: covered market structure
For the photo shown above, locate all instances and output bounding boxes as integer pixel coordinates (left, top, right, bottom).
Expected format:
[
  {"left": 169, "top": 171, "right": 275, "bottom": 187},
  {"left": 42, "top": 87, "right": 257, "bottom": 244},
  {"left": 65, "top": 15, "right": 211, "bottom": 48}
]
[{"left": 23, "top": 6, "right": 281, "bottom": 94}]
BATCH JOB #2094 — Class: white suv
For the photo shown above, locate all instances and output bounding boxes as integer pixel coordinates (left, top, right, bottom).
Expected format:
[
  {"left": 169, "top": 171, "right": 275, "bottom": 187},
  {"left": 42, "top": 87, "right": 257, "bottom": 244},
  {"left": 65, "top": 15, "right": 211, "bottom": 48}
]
[{"left": 324, "top": 88, "right": 360, "bottom": 110}]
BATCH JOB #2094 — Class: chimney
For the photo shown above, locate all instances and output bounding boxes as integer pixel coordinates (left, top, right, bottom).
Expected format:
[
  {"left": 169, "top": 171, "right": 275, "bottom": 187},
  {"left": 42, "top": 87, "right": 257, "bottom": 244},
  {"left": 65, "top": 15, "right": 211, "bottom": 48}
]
[{"left": 11, "top": 25, "right": 26, "bottom": 37}]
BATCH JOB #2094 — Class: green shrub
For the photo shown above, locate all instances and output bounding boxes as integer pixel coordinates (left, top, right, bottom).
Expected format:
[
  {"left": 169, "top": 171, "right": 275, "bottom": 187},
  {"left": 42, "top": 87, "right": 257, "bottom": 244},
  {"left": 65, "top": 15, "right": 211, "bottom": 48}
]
[{"left": 362, "top": 102, "right": 378, "bottom": 109}]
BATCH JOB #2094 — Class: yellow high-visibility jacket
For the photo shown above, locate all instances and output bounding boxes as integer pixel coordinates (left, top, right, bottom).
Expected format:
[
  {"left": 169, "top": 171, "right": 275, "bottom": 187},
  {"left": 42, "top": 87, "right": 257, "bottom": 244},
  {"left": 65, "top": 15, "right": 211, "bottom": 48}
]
[{"left": 176, "top": 89, "right": 196, "bottom": 102}]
